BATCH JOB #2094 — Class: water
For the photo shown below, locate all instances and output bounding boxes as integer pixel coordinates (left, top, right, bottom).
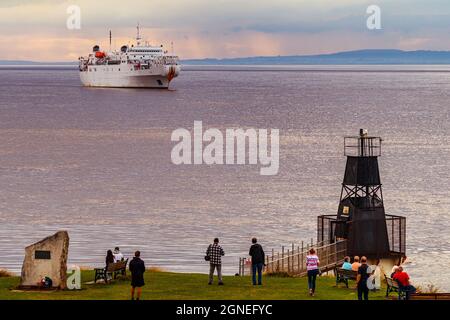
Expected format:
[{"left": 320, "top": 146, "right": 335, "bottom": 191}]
[{"left": 1, "top": 65, "right": 450, "bottom": 290}]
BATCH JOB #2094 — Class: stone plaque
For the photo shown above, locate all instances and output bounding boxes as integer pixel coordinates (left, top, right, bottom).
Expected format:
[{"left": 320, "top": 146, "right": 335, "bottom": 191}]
[{"left": 35, "top": 250, "right": 51, "bottom": 260}]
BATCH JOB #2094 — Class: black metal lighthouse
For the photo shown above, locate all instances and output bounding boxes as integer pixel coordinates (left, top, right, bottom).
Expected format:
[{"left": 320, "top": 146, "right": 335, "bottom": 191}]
[{"left": 318, "top": 129, "right": 406, "bottom": 261}]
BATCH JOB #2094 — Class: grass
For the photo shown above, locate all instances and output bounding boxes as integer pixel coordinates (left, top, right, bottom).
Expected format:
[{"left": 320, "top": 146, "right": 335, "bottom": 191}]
[{"left": 0, "top": 270, "right": 390, "bottom": 300}]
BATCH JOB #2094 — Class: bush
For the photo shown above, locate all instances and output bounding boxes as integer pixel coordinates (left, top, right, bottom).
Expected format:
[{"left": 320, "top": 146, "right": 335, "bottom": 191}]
[
  {"left": 416, "top": 282, "right": 440, "bottom": 293},
  {"left": 0, "top": 269, "right": 13, "bottom": 278}
]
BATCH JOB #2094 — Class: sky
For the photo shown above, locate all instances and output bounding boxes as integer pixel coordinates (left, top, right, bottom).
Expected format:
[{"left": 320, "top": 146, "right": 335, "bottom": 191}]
[{"left": 1, "top": 0, "right": 450, "bottom": 61}]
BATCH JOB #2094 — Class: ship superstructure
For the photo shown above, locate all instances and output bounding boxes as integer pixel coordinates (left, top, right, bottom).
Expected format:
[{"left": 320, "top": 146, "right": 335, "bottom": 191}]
[{"left": 79, "top": 26, "right": 180, "bottom": 88}]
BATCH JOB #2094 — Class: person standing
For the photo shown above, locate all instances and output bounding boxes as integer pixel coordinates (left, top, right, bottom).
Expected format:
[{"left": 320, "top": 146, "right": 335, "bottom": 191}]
[
  {"left": 129, "top": 250, "right": 145, "bottom": 300},
  {"left": 206, "top": 238, "right": 225, "bottom": 285},
  {"left": 249, "top": 238, "right": 265, "bottom": 285},
  {"left": 306, "top": 248, "right": 320, "bottom": 296},
  {"left": 356, "top": 256, "right": 370, "bottom": 300}
]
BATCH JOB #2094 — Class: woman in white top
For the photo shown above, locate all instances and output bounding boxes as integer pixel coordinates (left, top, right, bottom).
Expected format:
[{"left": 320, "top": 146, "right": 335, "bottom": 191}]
[{"left": 306, "top": 248, "right": 320, "bottom": 296}]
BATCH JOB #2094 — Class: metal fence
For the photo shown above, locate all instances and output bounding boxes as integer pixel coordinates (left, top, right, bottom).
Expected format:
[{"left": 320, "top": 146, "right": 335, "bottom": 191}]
[{"left": 317, "top": 214, "right": 406, "bottom": 256}]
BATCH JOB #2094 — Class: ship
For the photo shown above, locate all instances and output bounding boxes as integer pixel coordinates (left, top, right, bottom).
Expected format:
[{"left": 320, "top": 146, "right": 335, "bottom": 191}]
[{"left": 78, "top": 26, "right": 181, "bottom": 88}]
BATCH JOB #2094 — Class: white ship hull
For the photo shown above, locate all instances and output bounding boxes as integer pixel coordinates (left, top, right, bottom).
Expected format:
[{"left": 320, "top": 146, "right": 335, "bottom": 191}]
[{"left": 80, "top": 65, "right": 180, "bottom": 88}]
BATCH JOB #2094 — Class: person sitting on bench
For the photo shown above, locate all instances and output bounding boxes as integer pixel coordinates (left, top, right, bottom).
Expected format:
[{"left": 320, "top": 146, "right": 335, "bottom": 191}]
[
  {"left": 390, "top": 265, "right": 399, "bottom": 278},
  {"left": 351, "top": 256, "right": 361, "bottom": 271},
  {"left": 392, "top": 266, "right": 416, "bottom": 300},
  {"left": 113, "top": 247, "right": 124, "bottom": 262},
  {"left": 105, "top": 250, "right": 115, "bottom": 281},
  {"left": 342, "top": 256, "right": 352, "bottom": 271}
]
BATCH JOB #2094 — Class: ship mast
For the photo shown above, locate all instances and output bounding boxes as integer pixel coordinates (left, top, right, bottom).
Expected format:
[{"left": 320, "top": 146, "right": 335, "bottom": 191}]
[{"left": 136, "top": 23, "right": 142, "bottom": 46}]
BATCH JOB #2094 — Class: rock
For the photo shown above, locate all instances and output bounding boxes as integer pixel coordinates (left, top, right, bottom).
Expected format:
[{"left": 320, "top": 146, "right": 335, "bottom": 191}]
[{"left": 20, "top": 231, "right": 69, "bottom": 289}]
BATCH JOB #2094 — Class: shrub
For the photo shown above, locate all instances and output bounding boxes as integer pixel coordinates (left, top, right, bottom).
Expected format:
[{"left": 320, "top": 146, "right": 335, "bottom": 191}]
[
  {"left": 416, "top": 282, "right": 440, "bottom": 294},
  {"left": 0, "top": 269, "right": 13, "bottom": 277}
]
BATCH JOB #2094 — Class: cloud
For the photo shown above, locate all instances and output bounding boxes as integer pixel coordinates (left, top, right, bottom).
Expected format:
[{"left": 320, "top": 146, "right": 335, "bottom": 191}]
[{"left": 1, "top": 0, "right": 450, "bottom": 61}]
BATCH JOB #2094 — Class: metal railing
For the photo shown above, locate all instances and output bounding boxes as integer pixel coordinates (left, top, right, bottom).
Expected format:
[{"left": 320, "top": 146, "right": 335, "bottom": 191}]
[{"left": 238, "top": 239, "right": 347, "bottom": 277}]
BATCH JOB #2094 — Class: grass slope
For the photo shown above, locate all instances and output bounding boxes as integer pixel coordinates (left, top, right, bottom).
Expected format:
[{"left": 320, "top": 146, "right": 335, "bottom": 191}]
[{"left": 0, "top": 270, "right": 387, "bottom": 300}]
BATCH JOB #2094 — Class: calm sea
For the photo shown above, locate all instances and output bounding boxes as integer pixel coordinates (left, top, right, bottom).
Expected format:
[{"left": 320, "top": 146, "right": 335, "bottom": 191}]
[{"left": 1, "top": 65, "right": 450, "bottom": 290}]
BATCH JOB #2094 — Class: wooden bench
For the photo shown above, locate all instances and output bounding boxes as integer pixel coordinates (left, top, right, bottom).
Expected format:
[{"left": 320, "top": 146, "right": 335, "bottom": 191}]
[
  {"left": 385, "top": 275, "right": 407, "bottom": 300},
  {"left": 335, "top": 268, "right": 357, "bottom": 288},
  {"left": 94, "top": 259, "right": 128, "bottom": 284}
]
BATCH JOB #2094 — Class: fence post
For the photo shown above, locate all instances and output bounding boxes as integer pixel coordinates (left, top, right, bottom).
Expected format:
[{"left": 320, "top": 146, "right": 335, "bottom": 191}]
[
  {"left": 282, "top": 246, "right": 285, "bottom": 272},
  {"left": 272, "top": 248, "right": 274, "bottom": 273},
  {"left": 297, "top": 246, "right": 300, "bottom": 273},
  {"left": 291, "top": 243, "right": 295, "bottom": 271},
  {"left": 301, "top": 241, "right": 304, "bottom": 273},
  {"left": 277, "top": 252, "right": 280, "bottom": 272},
  {"left": 239, "top": 258, "right": 241, "bottom": 276},
  {"left": 288, "top": 249, "right": 291, "bottom": 273}
]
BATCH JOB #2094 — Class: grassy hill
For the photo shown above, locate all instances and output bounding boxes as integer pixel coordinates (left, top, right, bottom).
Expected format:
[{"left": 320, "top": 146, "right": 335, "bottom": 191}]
[{"left": 0, "top": 270, "right": 388, "bottom": 300}]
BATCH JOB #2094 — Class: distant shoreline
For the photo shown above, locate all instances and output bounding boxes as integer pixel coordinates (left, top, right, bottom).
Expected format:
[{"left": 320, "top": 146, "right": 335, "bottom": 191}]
[
  {"left": 3, "top": 64, "right": 450, "bottom": 73},
  {"left": 5, "top": 49, "right": 450, "bottom": 66}
]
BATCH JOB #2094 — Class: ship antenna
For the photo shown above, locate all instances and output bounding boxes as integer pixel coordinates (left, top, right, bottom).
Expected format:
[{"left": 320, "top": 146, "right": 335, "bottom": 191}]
[{"left": 109, "top": 30, "right": 112, "bottom": 52}]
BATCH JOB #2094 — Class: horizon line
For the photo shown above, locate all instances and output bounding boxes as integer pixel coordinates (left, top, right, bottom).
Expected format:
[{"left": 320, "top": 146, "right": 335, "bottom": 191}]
[{"left": 2, "top": 48, "right": 450, "bottom": 64}]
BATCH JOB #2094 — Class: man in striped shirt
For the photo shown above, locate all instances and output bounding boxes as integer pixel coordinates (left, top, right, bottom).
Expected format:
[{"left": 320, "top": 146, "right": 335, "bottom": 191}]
[{"left": 206, "top": 238, "right": 225, "bottom": 285}]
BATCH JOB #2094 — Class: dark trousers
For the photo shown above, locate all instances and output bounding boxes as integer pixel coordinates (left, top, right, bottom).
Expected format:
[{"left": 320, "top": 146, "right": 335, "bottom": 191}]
[
  {"left": 358, "top": 283, "right": 369, "bottom": 300},
  {"left": 307, "top": 269, "right": 319, "bottom": 291},
  {"left": 400, "top": 285, "right": 416, "bottom": 300},
  {"left": 209, "top": 264, "right": 222, "bottom": 284},
  {"left": 252, "top": 263, "right": 263, "bottom": 285}
]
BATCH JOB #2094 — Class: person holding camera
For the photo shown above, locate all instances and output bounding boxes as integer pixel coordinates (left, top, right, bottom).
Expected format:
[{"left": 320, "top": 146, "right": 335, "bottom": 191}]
[{"left": 205, "top": 238, "right": 225, "bottom": 285}]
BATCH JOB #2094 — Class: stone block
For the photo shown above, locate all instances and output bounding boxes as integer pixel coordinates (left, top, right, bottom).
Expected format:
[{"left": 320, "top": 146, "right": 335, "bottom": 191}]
[{"left": 20, "top": 231, "right": 69, "bottom": 289}]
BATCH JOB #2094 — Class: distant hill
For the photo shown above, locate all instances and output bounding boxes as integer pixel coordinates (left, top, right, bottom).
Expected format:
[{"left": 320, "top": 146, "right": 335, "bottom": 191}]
[
  {"left": 4, "top": 49, "right": 450, "bottom": 66},
  {"left": 182, "top": 49, "right": 450, "bottom": 65},
  {"left": 0, "top": 60, "right": 76, "bottom": 65}
]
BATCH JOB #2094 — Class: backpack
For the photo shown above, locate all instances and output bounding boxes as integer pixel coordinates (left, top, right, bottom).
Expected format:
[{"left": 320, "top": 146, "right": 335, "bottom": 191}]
[{"left": 204, "top": 245, "right": 211, "bottom": 261}]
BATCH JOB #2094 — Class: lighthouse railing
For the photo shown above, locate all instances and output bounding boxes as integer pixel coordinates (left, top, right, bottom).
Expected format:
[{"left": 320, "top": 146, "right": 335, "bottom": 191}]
[{"left": 386, "top": 214, "right": 406, "bottom": 255}]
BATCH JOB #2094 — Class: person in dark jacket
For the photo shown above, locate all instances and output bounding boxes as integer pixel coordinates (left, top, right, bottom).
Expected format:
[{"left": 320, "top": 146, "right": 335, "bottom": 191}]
[
  {"left": 129, "top": 250, "right": 145, "bottom": 300},
  {"left": 249, "top": 238, "right": 265, "bottom": 285},
  {"left": 105, "top": 250, "right": 115, "bottom": 281},
  {"left": 356, "top": 256, "right": 370, "bottom": 300},
  {"left": 106, "top": 250, "right": 114, "bottom": 267}
]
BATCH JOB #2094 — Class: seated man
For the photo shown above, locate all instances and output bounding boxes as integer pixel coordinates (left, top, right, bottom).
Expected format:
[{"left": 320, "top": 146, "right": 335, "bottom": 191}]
[
  {"left": 390, "top": 265, "right": 399, "bottom": 278},
  {"left": 342, "top": 256, "right": 352, "bottom": 271},
  {"left": 113, "top": 247, "right": 124, "bottom": 262},
  {"left": 392, "top": 266, "right": 416, "bottom": 300}
]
